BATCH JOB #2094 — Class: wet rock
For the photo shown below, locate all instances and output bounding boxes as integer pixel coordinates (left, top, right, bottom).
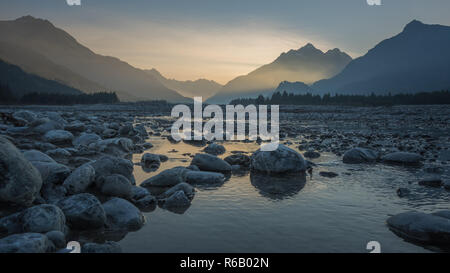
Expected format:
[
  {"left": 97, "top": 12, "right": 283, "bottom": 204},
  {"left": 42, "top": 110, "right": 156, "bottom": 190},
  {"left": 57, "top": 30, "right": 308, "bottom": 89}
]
[
  {"left": 0, "top": 233, "right": 52, "bottom": 253},
  {"left": 319, "top": 171, "right": 338, "bottom": 178},
  {"left": 0, "top": 136, "right": 42, "bottom": 206},
  {"left": 185, "top": 171, "right": 225, "bottom": 185},
  {"left": 46, "top": 148, "right": 72, "bottom": 158},
  {"left": 187, "top": 165, "right": 200, "bottom": 171},
  {"left": 23, "top": 149, "right": 56, "bottom": 163},
  {"left": 63, "top": 164, "right": 96, "bottom": 194},
  {"left": 224, "top": 154, "right": 251, "bottom": 167},
  {"left": 203, "top": 143, "right": 226, "bottom": 155},
  {"left": 387, "top": 211, "right": 450, "bottom": 245},
  {"left": 303, "top": 150, "right": 321, "bottom": 159},
  {"left": 130, "top": 186, "right": 156, "bottom": 211},
  {"left": 160, "top": 183, "right": 195, "bottom": 200},
  {"left": 73, "top": 133, "right": 101, "bottom": 147},
  {"left": 141, "top": 167, "right": 188, "bottom": 187},
  {"left": 45, "top": 230, "right": 66, "bottom": 249},
  {"left": 250, "top": 172, "right": 307, "bottom": 200},
  {"left": 192, "top": 153, "right": 232, "bottom": 172},
  {"left": 89, "top": 138, "right": 133, "bottom": 157},
  {"left": 343, "top": 147, "right": 378, "bottom": 164},
  {"left": 31, "top": 161, "right": 71, "bottom": 185},
  {"left": 250, "top": 144, "right": 306, "bottom": 174},
  {"left": 134, "top": 124, "right": 148, "bottom": 138},
  {"left": 418, "top": 177, "right": 443, "bottom": 188},
  {"left": 103, "top": 198, "right": 145, "bottom": 231},
  {"left": 91, "top": 156, "right": 135, "bottom": 185},
  {"left": 159, "top": 154, "right": 169, "bottom": 162},
  {"left": 98, "top": 174, "right": 132, "bottom": 199},
  {"left": 43, "top": 130, "right": 74, "bottom": 144},
  {"left": 141, "top": 153, "right": 161, "bottom": 170},
  {"left": 57, "top": 193, "right": 106, "bottom": 230},
  {"left": 41, "top": 183, "right": 67, "bottom": 204},
  {"left": 382, "top": 152, "right": 423, "bottom": 165},
  {"left": 82, "top": 241, "right": 122, "bottom": 253},
  {"left": 162, "top": 190, "right": 191, "bottom": 209}
]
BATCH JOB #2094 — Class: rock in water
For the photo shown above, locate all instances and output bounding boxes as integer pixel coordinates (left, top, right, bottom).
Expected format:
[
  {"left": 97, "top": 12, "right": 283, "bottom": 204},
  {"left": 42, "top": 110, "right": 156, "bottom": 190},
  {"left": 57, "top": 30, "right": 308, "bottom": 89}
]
[
  {"left": 162, "top": 190, "right": 192, "bottom": 210},
  {"left": 203, "top": 143, "right": 226, "bottom": 155},
  {"left": 387, "top": 211, "right": 450, "bottom": 245},
  {"left": 0, "top": 233, "right": 52, "bottom": 253},
  {"left": 90, "top": 156, "right": 135, "bottom": 185},
  {"left": 303, "top": 150, "right": 321, "bottom": 159},
  {"left": 160, "top": 183, "right": 195, "bottom": 200},
  {"left": 82, "top": 241, "right": 122, "bottom": 253},
  {"left": 141, "top": 167, "right": 188, "bottom": 187},
  {"left": 103, "top": 198, "right": 145, "bottom": 231},
  {"left": 342, "top": 147, "right": 378, "bottom": 164},
  {"left": 224, "top": 154, "right": 251, "bottom": 167},
  {"left": 0, "top": 136, "right": 42, "bottom": 206},
  {"left": 57, "top": 193, "right": 106, "bottom": 229},
  {"left": 250, "top": 144, "right": 306, "bottom": 174},
  {"left": 382, "top": 152, "right": 423, "bottom": 165},
  {"left": 191, "top": 153, "right": 232, "bottom": 172},
  {"left": 63, "top": 164, "right": 96, "bottom": 194},
  {"left": 98, "top": 174, "right": 132, "bottom": 199},
  {"left": 185, "top": 171, "right": 225, "bottom": 185}
]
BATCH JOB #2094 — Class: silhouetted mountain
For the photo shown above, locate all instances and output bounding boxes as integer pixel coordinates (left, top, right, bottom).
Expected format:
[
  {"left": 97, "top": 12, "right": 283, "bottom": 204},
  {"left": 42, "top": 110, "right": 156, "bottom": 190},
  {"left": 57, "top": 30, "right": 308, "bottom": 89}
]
[
  {"left": 312, "top": 20, "right": 450, "bottom": 95},
  {"left": 274, "top": 81, "right": 314, "bottom": 95},
  {"left": 146, "top": 69, "right": 222, "bottom": 99},
  {"left": 0, "top": 59, "right": 83, "bottom": 99},
  {"left": 0, "top": 16, "right": 187, "bottom": 102},
  {"left": 208, "top": 43, "right": 352, "bottom": 103}
]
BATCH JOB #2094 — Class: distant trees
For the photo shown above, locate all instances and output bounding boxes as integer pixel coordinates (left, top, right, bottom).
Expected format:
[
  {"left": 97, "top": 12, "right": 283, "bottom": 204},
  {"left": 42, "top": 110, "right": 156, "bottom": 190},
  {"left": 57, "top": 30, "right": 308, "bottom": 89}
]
[
  {"left": 230, "top": 90, "right": 450, "bottom": 106},
  {"left": 0, "top": 83, "right": 17, "bottom": 104}
]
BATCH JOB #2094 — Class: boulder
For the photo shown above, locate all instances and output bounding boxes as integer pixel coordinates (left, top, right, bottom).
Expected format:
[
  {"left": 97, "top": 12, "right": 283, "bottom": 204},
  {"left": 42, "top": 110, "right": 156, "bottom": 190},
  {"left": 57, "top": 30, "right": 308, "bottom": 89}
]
[
  {"left": 162, "top": 190, "right": 191, "bottom": 209},
  {"left": 63, "top": 164, "right": 96, "bottom": 194},
  {"left": 57, "top": 193, "right": 106, "bottom": 229},
  {"left": 45, "top": 230, "right": 66, "bottom": 249},
  {"left": 192, "top": 153, "right": 232, "bottom": 172},
  {"left": 387, "top": 211, "right": 450, "bottom": 245},
  {"left": 224, "top": 154, "right": 251, "bottom": 167},
  {"left": 250, "top": 144, "right": 306, "bottom": 174},
  {"left": 89, "top": 138, "right": 133, "bottom": 157},
  {"left": 343, "top": 147, "right": 378, "bottom": 164},
  {"left": 98, "top": 174, "right": 132, "bottom": 199},
  {"left": 43, "top": 130, "right": 74, "bottom": 144},
  {"left": 0, "top": 233, "right": 52, "bottom": 253},
  {"left": 82, "top": 241, "right": 122, "bottom": 253},
  {"left": 303, "top": 150, "right": 321, "bottom": 159},
  {"left": 141, "top": 167, "right": 188, "bottom": 187},
  {"left": 141, "top": 153, "right": 161, "bottom": 170},
  {"left": 23, "top": 150, "right": 56, "bottom": 163},
  {"left": 41, "top": 183, "right": 67, "bottom": 204},
  {"left": 90, "top": 156, "right": 135, "bottom": 185},
  {"left": 73, "top": 133, "right": 101, "bottom": 147},
  {"left": 103, "top": 198, "right": 145, "bottom": 231},
  {"left": 160, "top": 183, "right": 195, "bottom": 200},
  {"left": 185, "top": 171, "right": 225, "bottom": 185},
  {"left": 31, "top": 161, "right": 71, "bottom": 185},
  {"left": 382, "top": 152, "right": 423, "bottom": 165},
  {"left": 0, "top": 136, "right": 42, "bottom": 206},
  {"left": 203, "top": 143, "right": 226, "bottom": 155},
  {"left": 33, "top": 120, "right": 64, "bottom": 135},
  {"left": 13, "top": 110, "right": 37, "bottom": 123}
]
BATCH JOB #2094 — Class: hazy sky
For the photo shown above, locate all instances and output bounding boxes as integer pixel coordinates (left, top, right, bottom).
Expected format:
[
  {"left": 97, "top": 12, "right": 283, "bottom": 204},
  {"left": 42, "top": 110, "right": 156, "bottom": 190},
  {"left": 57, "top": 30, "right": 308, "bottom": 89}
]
[{"left": 1, "top": 0, "right": 450, "bottom": 84}]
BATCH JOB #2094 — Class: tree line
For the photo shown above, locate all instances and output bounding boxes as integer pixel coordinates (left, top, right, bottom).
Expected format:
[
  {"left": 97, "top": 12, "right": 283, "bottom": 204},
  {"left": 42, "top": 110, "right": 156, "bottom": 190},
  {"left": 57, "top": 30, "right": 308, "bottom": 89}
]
[
  {"left": 230, "top": 90, "right": 450, "bottom": 106},
  {"left": 0, "top": 83, "right": 119, "bottom": 105}
]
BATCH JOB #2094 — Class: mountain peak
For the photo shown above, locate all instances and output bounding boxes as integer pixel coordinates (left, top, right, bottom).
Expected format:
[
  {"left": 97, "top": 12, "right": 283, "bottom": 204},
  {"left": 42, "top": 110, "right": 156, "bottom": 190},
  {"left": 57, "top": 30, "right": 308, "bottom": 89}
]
[
  {"left": 14, "top": 15, "right": 54, "bottom": 27},
  {"left": 403, "top": 20, "right": 425, "bottom": 32}
]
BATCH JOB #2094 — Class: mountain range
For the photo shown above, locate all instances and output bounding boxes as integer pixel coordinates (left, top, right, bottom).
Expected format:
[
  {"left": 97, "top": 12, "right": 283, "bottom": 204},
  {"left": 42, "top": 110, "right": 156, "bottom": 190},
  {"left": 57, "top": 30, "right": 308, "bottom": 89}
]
[{"left": 207, "top": 43, "right": 352, "bottom": 103}]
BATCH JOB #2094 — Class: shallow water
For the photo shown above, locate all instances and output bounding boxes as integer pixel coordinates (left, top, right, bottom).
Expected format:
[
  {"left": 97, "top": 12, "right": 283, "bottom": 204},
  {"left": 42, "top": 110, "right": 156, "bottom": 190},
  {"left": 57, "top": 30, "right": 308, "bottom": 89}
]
[{"left": 118, "top": 135, "right": 450, "bottom": 253}]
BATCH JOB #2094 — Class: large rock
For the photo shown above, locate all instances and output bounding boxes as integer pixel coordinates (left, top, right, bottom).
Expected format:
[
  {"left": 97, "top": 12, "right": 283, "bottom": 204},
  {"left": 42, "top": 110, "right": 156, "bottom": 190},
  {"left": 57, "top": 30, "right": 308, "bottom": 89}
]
[
  {"left": 82, "top": 241, "right": 122, "bottom": 253},
  {"left": 57, "top": 193, "right": 106, "bottom": 229},
  {"left": 90, "top": 156, "right": 135, "bottom": 185},
  {"left": 250, "top": 144, "right": 306, "bottom": 174},
  {"left": 73, "top": 133, "right": 101, "bottom": 147},
  {"left": 0, "top": 233, "right": 52, "bottom": 253},
  {"left": 43, "top": 130, "right": 74, "bottom": 144},
  {"left": 0, "top": 136, "right": 42, "bottom": 206},
  {"left": 103, "top": 198, "right": 145, "bottom": 231},
  {"left": 192, "top": 153, "right": 232, "bottom": 172},
  {"left": 130, "top": 186, "right": 156, "bottom": 211},
  {"left": 41, "top": 183, "right": 67, "bottom": 204},
  {"left": 98, "top": 174, "right": 132, "bottom": 199},
  {"left": 13, "top": 110, "right": 37, "bottom": 124},
  {"left": 162, "top": 190, "right": 191, "bottom": 209},
  {"left": 141, "top": 153, "right": 161, "bottom": 170},
  {"left": 32, "top": 120, "right": 64, "bottom": 134},
  {"left": 203, "top": 143, "right": 226, "bottom": 155},
  {"left": 387, "top": 211, "right": 450, "bottom": 245},
  {"left": 89, "top": 138, "right": 133, "bottom": 157},
  {"left": 45, "top": 230, "right": 66, "bottom": 249},
  {"left": 160, "top": 183, "right": 195, "bottom": 200},
  {"left": 31, "top": 161, "right": 71, "bottom": 185},
  {"left": 342, "top": 147, "right": 378, "bottom": 164},
  {"left": 140, "top": 167, "right": 188, "bottom": 187},
  {"left": 185, "top": 171, "right": 225, "bottom": 185},
  {"left": 382, "top": 152, "right": 423, "bottom": 165},
  {"left": 23, "top": 150, "right": 55, "bottom": 163},
  {"left": 63, "top": 164, "right": 96, "bottom": 194},
  {"left": 224, "top": 154, "right": 251, "bottom": 167}
]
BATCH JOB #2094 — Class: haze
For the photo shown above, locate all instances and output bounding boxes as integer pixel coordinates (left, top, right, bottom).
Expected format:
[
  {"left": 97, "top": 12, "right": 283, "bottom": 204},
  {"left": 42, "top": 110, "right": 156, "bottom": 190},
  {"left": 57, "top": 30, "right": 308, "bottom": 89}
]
[{"left": 1, "top": 0, "right": 450, "bottom": 84}]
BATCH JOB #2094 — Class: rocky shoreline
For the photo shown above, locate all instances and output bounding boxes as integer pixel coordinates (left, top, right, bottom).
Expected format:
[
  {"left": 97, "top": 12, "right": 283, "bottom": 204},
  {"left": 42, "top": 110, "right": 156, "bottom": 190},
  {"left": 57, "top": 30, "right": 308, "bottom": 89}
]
[{"left": 0, "top": 104, "right": 449, "bottom": 253}]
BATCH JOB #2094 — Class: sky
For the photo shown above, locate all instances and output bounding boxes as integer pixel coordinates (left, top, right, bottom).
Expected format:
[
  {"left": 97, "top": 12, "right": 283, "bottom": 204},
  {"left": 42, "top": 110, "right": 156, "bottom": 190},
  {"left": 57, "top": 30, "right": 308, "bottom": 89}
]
[{"left": 1, "top": 0, "right": 450, "bottom": 84}]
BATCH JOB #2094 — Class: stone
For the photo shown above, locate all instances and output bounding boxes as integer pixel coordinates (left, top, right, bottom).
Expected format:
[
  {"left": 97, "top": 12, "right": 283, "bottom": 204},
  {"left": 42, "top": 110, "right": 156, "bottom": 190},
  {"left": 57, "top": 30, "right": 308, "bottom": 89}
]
[
  {"left": 89, "top": 138, "right": 133, "bottom": 157},
  {"left": 319, "top": 171, "right": 338, "bottom": 178},
  {"left": 185, "top": 171, "right": 225, "bottom": 185},
  {"left": 98, "top": 174, "right": 132, "bottom": 199},
  {"left": 63, "top": 164, "right": 96, "bottom": 194},
  {"left": 57, "top": 193, "right": 106, "bottom": 229},
  {"left": 397, "top": 188, "right": 411, "bottom": 197},
  {"left": 31, "top": 161, "right": 71, "bottom": 185},
  {"left": 41, "top": 183, "right": 67, "bottom": 204},
  {"left": 73, "top": 133, "right": 101, "bottom": 147},
  {"left": 82, "top": 241, "right": 122, "bottom": 253},
  {"left": 0, "top": 136, "right": 42, "bottom": 206},
  {"left": 45, "top": 230, "right": 66, "bottom": 249},
  {"left": 141, "top": 153, "right": 161, "bottom": 170},
  {"left": 0, "top": 233, "right": 52, "bottom": 253},
  {"left": 203, "top": 143, "right": 226, "bottom": 155},
  {"left": 162, "top": 190, "right": 191, "bottom": 209},
  {"left": 250, "top": 144, "right": 307, "bottom": 174},
  {"left": 160, "top": 183, "right": 195, "bottom": 200},
  {"left": 192, "top": 153, "right": 232, "bottom": 172},
  {"left": 382, "top": 152, "right": 423, "bottom": 165},
  {"left": 418, "top": 177, "right": 443, "bottom": 188},
  {"left": 141, "top": 167, "right": 188, "bottom": 187},
  {"left": 343, "top": 147, "right": 378, "bottom": 164},
  {"left": 103, "top": 198, "right": 145, "bottom": 231},
  {"left": 23, "top": 150, "right": 55, "bottom": 163},
  {"left": 224, "top": 154, "right": 251, "bottom": 167},
  {"left": 43, "top": 130, "right": 74, "bottom": 144},
  {"left": 303, "top": 150, "right": 321, "bottom": 159},
  {"left": 90, "top": 156, "right": 135, "bottom": 185}
]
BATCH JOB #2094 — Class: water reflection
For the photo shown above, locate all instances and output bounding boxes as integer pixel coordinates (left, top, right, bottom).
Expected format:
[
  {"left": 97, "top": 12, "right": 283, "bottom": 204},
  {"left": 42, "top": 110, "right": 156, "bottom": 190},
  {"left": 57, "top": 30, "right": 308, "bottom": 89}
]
[{"left": 250, "top": 172, "right": 307, "bottom": 200}]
